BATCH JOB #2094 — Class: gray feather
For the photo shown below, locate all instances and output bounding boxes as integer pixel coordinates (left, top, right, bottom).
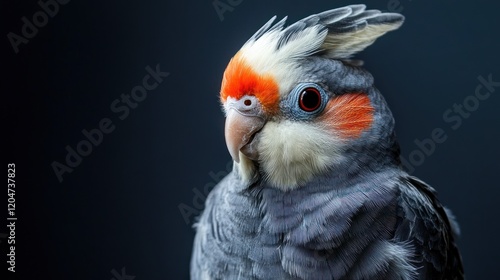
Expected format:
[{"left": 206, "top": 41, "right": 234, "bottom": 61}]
[{"left": 245, "top": 4, "right": 404, "bottom": 59}]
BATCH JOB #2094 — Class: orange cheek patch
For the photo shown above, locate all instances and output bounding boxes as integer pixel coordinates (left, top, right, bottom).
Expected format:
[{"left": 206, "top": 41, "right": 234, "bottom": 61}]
[
  {"left": 320, "top": 93, "right": 374, "bottom": 139},
  {"left": 220, "top": 52, "right": 279, "bottom": 113}
]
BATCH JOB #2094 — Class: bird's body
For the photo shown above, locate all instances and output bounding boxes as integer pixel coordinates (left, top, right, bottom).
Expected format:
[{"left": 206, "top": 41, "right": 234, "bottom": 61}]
[
  {"left": 191, "top": 4, "right": 463, "bottom": 279},
  {"left": 192, "top": 168, "right": 461, "bottom": 279}
]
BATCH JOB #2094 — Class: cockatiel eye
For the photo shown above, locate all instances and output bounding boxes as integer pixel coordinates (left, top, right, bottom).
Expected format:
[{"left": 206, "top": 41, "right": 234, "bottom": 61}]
[
  {"left": 285, "top": 82, "right": 329, "bottom": 120},
  {"left": 299, "top": 87, "right": 321, "bottom": 112}
]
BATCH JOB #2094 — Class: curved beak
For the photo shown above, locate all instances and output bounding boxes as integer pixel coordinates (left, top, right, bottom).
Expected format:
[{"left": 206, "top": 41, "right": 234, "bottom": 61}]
[{"left": 224, "top": 97, "right": 266, "bottom": 163}]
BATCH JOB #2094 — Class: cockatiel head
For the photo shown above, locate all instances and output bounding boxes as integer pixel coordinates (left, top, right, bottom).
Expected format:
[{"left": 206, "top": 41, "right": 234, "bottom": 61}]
[{"left": 220, "top": 4, "right": 404, "bottom": 190}]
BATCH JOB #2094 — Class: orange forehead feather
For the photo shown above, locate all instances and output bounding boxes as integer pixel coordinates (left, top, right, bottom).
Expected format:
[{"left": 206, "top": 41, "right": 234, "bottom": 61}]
[{"left": 220, "top": 52, "right": 279, "bottom": 113}]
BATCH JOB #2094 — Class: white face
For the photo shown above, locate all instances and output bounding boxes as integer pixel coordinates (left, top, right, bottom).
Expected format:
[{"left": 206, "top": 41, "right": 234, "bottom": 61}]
[{"left": 256, "top": 119, "right": 345, "bottom": 190}]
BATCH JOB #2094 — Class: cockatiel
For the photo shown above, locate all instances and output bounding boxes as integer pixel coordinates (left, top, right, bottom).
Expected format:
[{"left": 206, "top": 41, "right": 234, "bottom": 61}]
[{"left": 191, "top": 4, "right": 464, "bottom": 280}]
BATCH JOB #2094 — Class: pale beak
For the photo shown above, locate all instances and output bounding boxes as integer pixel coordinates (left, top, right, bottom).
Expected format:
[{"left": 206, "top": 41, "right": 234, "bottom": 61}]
[{"left": 224, "top": 96, "right": 266, "bottom": 163}]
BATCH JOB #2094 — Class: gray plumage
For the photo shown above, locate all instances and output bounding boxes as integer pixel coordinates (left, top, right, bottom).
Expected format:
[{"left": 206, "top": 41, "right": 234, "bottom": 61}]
[
  {"left": 192, "top": 169, "right": 463, "bottom": 279},
  {"left": 192, "top": 4, "right": 463, "bottom": 279}
]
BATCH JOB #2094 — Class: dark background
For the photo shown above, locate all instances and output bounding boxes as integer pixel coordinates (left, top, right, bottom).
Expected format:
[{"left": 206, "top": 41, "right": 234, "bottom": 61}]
[{"left": 2, "top": 0, "right": 499, "bottom": 279}]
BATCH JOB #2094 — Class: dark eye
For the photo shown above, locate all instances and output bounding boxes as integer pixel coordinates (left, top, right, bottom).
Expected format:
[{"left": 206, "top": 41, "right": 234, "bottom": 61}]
[{"left": 299, "top": 87, "right": 321, "bottom": 112}]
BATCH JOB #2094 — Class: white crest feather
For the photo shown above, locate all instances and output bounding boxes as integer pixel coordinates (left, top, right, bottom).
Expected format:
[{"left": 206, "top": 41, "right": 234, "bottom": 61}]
[{"left": 238, "top": 5, "right": 404, "bottom": 72}]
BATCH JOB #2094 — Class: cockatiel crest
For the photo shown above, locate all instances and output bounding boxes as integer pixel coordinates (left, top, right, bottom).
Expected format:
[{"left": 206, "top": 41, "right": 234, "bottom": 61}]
[{"left": 192, "top": 4, "right": 464, "bottom": 280}]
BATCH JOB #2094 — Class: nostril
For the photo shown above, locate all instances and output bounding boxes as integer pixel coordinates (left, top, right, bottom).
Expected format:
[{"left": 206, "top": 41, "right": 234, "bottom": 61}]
[{"left": 244, "top": 99, "right": 252, "bottom": 106}]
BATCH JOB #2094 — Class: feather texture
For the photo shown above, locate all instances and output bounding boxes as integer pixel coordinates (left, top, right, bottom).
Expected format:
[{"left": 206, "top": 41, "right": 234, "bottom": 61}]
[
  {"left": 192, "top": 4, "right": 462, "bottom": 280},
  {"left": 242, "top": 4, "right": 404, "bottom": 61}
]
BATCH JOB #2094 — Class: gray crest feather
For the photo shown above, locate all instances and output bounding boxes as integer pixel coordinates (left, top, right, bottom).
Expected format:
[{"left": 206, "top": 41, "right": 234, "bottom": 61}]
[{"left": 245, "top": 4, "right": 405, "bottom": 59}]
